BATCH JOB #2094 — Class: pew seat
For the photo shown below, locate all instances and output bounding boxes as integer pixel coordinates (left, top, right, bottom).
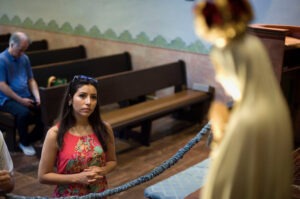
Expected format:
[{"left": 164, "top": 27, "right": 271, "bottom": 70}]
[{"left": 102, "top": 90, "right": 210, "bottom": 145}]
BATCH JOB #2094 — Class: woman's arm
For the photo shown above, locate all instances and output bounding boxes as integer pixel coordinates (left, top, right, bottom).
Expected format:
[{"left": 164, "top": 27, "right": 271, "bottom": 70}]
[
  {"left": 38, "top": 126, "right": 97, "bottom": 185},
  {"left": 104, "top": 122, "right": 117, "bottom": 174}
]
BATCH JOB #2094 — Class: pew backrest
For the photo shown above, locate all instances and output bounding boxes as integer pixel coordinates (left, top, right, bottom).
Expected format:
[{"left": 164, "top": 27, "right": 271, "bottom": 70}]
[
  {"left": 39, "top": 60, "right": 186, "bottom": 129},
  {"left": 39, "top": 85, "right": 66, "bottom": 129},
  {"left": 28, "top": 45, "right": 86, "bottom": 66},
  {"left": 0, "top": 33, "right": 11, "bottom": 43},
  {"left": 98, "top": 60, "right": 186, "bottom": 105},
  {"left": 0, "top": 39, "right": 48, "bottom": 52},
  {"left": 27, "top": 39, "right": 48, "bottom": 52},
  {"left": 33, "top": 52, "right": 132, "bottom": 87}
]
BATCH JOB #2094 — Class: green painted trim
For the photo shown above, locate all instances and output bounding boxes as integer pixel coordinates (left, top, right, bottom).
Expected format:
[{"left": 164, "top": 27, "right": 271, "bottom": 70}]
[
  {"left": 0, "top": 15, "right": 208, "bottom": 54},
  {"left": 34, "top": 18, "right": 47, "bottom": 30}
]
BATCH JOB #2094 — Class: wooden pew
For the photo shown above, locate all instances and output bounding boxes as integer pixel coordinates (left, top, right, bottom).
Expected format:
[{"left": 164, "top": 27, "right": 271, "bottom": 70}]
[
  {"left": 0, "top": 39, "right": 48, "bottom": 52},
  {"left": 28, "top": 45, "right": 86, "bottom": 66},
  {"left": 0, "top": 33, "right": 11, "bottom": 43},
  {"left": 39, "top": 61, "right": 214, "bottom": 146},
  {"left": 248, "top": 24, "right": 300, "bottom": 147},
  {"left": 98, "top": 62, "right": 213, "bottom": 145},
  {"left": 0, "top": 52, "right": 132, "bottom": 151},
  {"left": 33, "top": 52, "right": 132, "bottom": 87},
  {"left": 0, "top": 112, "right": 17, "bottom": 151},
  {"left": 102, "top": 90, "right": 211, "bottom": 145}
]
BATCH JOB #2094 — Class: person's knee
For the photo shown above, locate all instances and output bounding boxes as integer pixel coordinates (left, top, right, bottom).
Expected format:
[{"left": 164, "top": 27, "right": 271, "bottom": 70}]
[{"left": 17, "top": 109, "right": 32, "bottom": 122}]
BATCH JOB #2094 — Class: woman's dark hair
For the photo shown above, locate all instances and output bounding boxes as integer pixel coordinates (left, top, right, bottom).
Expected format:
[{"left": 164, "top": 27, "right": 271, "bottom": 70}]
[{"left": 56, "top": 75, "right": 108, "bottom": 151}]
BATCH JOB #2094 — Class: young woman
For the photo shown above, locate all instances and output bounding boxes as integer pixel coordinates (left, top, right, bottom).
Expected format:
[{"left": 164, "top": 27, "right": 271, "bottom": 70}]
[{"left": 38, "top": 75, "right": 117, "bottom": 197}]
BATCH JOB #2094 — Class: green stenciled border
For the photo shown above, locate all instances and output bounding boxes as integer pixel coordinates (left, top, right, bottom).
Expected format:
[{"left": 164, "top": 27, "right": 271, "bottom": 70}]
[{"left": 0, "top": 15, "right": 209, "bottom": 54}]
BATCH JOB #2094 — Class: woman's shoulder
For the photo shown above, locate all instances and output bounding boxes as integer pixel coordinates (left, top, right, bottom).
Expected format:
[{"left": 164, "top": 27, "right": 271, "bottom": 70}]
[
  {"left": 103, "top": 121, "right": 113, "bottom": 132},
  {"left": 103, "top": 121, "right": 111, "bottom": 128},
  {"left": 102, "top": 122, "right": 114, "bottom": 142},
  {"left": 46, "top": 125, "right": 59, "bottom": 139}
]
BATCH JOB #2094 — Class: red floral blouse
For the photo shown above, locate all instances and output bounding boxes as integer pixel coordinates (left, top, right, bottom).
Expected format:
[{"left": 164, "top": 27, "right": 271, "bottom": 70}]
[{"left": 53, "top": 132, "right": 107, "bottom": 197}]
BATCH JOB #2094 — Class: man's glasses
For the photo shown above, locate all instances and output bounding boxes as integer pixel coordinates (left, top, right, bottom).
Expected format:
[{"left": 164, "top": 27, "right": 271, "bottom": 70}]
[{"left": 72, "top": 75, "right": 98, "bottom": 84}]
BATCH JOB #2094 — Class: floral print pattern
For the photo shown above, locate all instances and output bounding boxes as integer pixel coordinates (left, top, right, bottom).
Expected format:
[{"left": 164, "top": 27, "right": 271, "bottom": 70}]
[{"left": 53, "top": 133, "right": 107, "bottom": 197}]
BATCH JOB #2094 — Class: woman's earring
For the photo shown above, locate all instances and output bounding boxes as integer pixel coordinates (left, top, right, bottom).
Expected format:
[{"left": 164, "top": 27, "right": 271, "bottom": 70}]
[{"left": 68, "top": 101, "right": 72, "bottom": 106}]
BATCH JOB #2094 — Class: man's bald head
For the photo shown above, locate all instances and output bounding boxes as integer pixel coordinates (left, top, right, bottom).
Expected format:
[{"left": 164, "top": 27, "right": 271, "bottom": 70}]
[{"left": 8, "top": 32, "right": 31, "bottom": 58}]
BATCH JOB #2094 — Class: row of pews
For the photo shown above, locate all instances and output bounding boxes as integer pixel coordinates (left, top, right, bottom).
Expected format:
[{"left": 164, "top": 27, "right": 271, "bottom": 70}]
[{"left": 0, "top": 32, "right": 214, "bottom": 152}]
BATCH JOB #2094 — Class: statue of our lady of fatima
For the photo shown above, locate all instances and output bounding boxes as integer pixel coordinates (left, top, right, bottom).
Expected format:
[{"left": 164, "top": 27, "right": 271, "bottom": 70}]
[{"left": 193, "top": 0, "right": 293, "bottom": 198}]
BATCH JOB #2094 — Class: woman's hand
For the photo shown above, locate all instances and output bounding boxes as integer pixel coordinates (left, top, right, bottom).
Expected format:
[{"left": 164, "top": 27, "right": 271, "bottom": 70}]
[
  {"left": 76, "top": 169, "right": 104, "bottom": 185},
  {"left": 82, "top": 166, "right": 107, "bottom": 184},
  {"left": 0, "top": 170, "right": 14, "bottom": 193}
]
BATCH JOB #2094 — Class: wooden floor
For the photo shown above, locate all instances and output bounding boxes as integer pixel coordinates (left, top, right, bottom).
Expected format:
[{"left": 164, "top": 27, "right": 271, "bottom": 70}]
[{"left": 8, "top": 116, "right": 210, "bottom": 199}]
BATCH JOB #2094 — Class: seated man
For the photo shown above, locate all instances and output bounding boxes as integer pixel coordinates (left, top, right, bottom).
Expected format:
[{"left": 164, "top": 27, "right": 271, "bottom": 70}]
[
  {"left": 0, "top": 32, "right": 44, "bottom": 156},
  {"left": 0, "top": 130, "right": 14, "bottom": 193}
]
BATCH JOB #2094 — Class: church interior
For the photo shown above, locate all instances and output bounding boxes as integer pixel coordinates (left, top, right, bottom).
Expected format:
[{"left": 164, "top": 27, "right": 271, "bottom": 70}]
[{"left": 0, "top": 0, "right": 299, "bottom": 198}]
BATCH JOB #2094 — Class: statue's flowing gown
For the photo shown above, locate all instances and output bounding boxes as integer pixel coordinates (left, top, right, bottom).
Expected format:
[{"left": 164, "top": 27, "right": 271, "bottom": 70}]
[{"left": 201, "top": 34, "right": 293, "bottom": 199}]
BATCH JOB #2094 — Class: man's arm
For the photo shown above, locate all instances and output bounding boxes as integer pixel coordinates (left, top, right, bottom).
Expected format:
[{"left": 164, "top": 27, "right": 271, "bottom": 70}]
[
  {"left": 28, "top": 78, "right": 40, "bottom": 105},
  {"left": 0, "top": 81, "right": 34, "bottom": 107},
  {"left": 0, "top": 82, "right": 23, "bottom": 103}
]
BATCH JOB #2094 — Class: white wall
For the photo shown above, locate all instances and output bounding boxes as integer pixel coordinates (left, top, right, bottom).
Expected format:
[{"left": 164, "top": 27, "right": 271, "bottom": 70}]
[{"left": 0, "top": 0, "right": 299, "bottom": 47}]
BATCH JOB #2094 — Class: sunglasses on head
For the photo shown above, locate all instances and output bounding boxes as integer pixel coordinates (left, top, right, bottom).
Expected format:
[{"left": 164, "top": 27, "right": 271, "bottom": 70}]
[{"left": 72, "top": 75, "right": 98, "bottom": 84}]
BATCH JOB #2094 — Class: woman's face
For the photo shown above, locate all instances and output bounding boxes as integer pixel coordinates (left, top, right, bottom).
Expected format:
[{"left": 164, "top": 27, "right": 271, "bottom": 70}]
[{"left": 71, "top": 84, "right": 98, "bottom": 118}]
